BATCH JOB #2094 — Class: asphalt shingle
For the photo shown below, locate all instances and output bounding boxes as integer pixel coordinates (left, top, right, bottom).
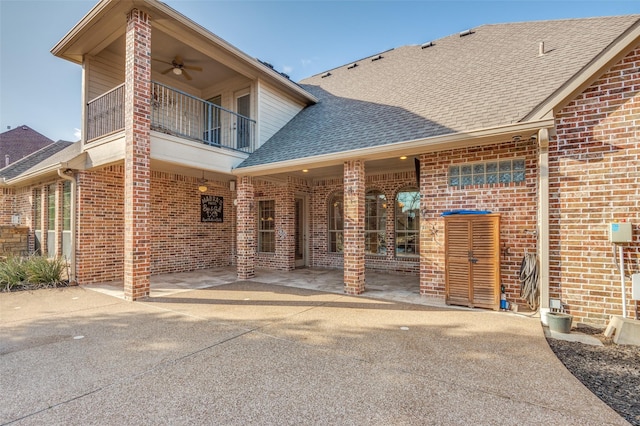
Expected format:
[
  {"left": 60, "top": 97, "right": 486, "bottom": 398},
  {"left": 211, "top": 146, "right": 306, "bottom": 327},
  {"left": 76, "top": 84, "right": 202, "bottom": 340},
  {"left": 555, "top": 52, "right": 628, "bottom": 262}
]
[
  {"left": 0, "top": 141, "right": 77, "bottom": 180},
  {"left": 239, "top": 15, "right": 639, "bottom": 168}
]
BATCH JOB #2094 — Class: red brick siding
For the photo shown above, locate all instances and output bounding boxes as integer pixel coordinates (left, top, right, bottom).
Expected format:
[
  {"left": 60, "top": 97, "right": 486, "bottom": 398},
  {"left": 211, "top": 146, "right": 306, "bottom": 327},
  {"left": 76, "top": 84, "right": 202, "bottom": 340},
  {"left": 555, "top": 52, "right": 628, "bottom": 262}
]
[
  {"left": 151, "top": 171, "right": 233, "bottom": 273},
  {"left": 251, "top": 177, "right": 312, "bottom": 270},
  {"left": 551, "top": 46, "right": 640, "bottom": 325},
  {"left": 311, "top": 171, "right": 421, "bottom": 274},
  {"left": 419, "top": 141, "right": 539, "bottom": 306},
  {"left": 0, "top": 188, "right": 15, "bottom": 225},
  {"left": 76, "top": 166, "right": 125, "bottom": 284}
]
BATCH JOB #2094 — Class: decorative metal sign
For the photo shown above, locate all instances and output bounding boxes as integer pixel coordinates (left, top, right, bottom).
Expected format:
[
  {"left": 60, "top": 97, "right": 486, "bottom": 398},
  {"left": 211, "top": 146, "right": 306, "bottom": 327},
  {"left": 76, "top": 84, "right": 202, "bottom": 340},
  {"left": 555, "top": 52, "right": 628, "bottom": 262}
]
[{"left": 201, "top": 195, "right": 223, "bottom": 222}]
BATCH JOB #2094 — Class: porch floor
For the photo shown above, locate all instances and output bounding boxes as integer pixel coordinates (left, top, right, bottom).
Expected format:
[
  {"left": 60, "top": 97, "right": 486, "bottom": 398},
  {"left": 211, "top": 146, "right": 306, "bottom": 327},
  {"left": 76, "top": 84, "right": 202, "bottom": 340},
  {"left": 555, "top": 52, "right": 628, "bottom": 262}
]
[{"left": 86, "top": 267, "right": 452, "bottom": 309}]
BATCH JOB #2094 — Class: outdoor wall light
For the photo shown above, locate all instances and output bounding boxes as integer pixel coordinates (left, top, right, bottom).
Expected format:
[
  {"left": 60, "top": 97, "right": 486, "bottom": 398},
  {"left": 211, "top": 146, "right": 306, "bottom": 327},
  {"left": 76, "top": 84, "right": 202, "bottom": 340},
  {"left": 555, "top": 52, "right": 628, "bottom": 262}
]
[{"left": 198, "top": 171, "right": 208, "bottom": 192}]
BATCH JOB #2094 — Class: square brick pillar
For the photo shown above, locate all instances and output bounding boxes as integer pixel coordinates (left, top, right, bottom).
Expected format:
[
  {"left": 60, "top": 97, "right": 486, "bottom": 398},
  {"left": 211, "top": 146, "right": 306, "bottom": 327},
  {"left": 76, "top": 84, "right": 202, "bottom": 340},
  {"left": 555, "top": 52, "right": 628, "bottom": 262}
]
[
  {"left": 237, "top": 176, "right": 256, "bottom": 279},
  {"left": 123, "top": 8, "right": 151, "bottom": 300},
  {"left": 343, "top": 160, "right": 365, "bottom": 294}
]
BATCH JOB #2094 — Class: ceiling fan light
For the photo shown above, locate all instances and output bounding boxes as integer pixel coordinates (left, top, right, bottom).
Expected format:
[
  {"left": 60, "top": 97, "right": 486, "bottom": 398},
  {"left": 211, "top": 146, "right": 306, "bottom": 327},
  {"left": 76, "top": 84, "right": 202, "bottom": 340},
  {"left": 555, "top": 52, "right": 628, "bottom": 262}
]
[{"left": 173, "top": 67, "right": 182, "bottom": 75}]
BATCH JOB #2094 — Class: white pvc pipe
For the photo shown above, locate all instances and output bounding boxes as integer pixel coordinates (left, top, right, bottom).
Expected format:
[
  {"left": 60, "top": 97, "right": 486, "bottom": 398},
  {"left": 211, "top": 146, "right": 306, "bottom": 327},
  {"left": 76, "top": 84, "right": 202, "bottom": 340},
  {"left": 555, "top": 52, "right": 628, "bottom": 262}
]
[{"left": 620, "top": 245, "right": 627, "bottom": 318}]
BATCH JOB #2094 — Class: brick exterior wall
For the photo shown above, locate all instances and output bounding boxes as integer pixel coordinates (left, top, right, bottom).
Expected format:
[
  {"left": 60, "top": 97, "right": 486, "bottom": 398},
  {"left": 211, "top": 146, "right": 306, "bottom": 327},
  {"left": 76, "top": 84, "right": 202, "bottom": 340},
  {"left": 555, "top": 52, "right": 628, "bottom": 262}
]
[
  {"left": 76, "top": 165, "right": 237, "bottom": 284},
  {"left": 123, "top": 8, "right": 152, "bottom": 300},
  {"left": 1, "top": 188, "right": 15, "bottom": 225},
  {"left": 76, "top": 166, "right": 125, "bottom": 284},
  {"left": 419, "top": 141, "right": 538, "bottom": 307},
  {"left": 550, "top": 46, "right": 640, "bottom": 325},
  {"left": 151, "top": 171, "right": 234, "bottom": 273},
  {"left": 311, "top": 171, "right": 421, "bottom": 273},
  {"left": 250, "top": 177, "right": 312, "bottom": 271}
]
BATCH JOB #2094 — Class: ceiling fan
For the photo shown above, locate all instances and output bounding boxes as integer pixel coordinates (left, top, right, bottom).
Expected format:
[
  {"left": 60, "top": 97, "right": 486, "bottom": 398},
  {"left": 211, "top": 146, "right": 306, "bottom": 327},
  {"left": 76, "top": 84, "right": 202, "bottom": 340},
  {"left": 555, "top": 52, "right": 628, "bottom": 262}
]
[{"left": 153, "top": 55, "right": 203, "bottom": 81}]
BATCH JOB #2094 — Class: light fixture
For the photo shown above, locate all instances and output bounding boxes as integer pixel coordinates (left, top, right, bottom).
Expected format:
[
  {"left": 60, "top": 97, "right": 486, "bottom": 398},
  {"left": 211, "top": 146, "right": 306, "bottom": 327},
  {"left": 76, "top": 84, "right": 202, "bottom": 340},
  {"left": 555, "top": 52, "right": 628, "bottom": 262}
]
[
  {"left": 173, "top": 67, "right": 182, "bottom": 75},
  {"left": 302, "top": 169, "right": 309, "bottom": 173},
  {"left": 198, "top": 171, "right": 208, "bottom": 193},
  {"left": 400, "top": 156, "right": 407, "bottom": 160}
]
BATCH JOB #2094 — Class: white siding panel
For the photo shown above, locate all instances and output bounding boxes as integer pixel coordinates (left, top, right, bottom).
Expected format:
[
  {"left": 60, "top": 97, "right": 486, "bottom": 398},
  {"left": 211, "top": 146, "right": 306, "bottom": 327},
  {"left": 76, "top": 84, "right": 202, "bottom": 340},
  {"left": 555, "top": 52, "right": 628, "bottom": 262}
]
[
  {"left": 258, "top": 82, "right": 305, "bottom": 147},
  {"left": 87, "top": 52, "right": 124, "bottom": 101}
]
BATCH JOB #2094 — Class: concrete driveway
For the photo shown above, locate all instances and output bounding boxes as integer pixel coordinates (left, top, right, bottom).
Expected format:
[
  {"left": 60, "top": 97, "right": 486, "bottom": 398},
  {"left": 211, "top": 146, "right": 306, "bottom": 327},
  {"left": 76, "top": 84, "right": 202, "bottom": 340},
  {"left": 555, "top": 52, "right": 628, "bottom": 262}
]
[{"left": 0, "top": 281, "right": 628, "bottom": 425}]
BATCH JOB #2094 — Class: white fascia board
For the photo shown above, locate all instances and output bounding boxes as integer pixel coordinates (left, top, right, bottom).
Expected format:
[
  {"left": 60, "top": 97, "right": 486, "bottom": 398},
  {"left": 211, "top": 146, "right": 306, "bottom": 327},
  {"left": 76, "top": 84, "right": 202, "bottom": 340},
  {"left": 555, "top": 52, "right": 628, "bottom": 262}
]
[{"left": 233, "top": 118, "right": 555, "bottom": 176}]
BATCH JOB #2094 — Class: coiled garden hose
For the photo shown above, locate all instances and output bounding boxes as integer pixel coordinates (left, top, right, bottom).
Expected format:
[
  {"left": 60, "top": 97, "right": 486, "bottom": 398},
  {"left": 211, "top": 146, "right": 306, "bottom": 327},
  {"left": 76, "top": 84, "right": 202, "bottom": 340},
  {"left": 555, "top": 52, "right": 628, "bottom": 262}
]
[{"left": 519, "top": 253, "right": 539, "bottom": 310}]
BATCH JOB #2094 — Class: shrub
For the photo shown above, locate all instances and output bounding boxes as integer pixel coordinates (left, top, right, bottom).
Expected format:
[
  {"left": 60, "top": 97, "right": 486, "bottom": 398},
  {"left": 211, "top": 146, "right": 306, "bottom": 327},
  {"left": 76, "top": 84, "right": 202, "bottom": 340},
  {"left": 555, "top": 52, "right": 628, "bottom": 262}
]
[
  {"left": 0, "top": 255, "right": 67, "bottom": 291},
  {"left": 0, "top": 256, "right": 28, "bottom": 291},
  {"left": 24, "top": 256, "right": 66, "bottom": 288}
]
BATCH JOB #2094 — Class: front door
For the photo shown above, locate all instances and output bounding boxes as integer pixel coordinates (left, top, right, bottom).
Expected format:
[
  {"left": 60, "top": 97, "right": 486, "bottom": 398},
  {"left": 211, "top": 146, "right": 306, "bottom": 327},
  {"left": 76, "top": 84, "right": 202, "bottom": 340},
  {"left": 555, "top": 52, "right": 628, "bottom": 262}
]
[{"left": 294, "top": 196, "right": 307, "bottom": 267}]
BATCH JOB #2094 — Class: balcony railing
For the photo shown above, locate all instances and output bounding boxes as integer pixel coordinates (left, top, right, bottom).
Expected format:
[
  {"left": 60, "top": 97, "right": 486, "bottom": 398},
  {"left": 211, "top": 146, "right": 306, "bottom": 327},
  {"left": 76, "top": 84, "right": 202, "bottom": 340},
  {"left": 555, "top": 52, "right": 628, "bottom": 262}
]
[
  {"left": 86, "top": 82, "right": 256, "bottom": 153},
  {"left": 86, "top": 84, "right": 125, "bottom": 141}
]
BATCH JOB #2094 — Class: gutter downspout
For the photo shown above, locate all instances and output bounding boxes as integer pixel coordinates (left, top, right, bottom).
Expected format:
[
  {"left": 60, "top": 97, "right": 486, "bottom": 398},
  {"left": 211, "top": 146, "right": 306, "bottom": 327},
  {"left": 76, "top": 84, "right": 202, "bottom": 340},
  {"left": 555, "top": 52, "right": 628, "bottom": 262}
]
[
  {"left": 57, "top": 167, "right": 77, "bottom": 284},
  {"left": 538, "top": 128, "right": 550, "bottom": 324}
]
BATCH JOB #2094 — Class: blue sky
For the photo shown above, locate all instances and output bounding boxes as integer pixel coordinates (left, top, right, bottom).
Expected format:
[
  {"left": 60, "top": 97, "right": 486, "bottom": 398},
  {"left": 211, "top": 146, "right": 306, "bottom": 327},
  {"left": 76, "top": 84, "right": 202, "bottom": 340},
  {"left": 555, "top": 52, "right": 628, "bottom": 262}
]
[{"left": 1, "top": 0, "right": 638, "bottom": 142}]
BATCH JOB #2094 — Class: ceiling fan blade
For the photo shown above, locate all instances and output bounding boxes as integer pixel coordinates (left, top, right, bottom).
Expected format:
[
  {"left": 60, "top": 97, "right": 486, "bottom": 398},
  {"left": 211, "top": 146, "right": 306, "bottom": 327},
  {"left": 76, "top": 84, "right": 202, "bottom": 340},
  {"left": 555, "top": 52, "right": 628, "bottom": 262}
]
[
  {"left": 161, "top": 67, "right": 173, "bottom": 75},
  {"left": 182, "top": 69, "right": 193, "bottom": 81},
  {"left": 152, "top": 58, "right": 174, "bottom": 66},
  {"left": 184, "top": 65, "right": 203, "bottom": 72}
]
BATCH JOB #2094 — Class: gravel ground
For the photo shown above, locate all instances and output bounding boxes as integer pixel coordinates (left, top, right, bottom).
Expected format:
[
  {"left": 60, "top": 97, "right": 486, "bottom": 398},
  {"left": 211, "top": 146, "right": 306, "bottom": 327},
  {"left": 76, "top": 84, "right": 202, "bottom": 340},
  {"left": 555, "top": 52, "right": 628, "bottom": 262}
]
[{"left": 547, "top": 325, "right": 640, "bottom": 426}]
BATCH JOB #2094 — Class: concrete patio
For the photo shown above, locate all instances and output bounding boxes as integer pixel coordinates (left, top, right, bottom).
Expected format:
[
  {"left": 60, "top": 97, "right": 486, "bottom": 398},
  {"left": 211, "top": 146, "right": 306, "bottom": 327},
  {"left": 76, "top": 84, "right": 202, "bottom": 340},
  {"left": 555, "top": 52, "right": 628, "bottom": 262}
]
[{"left": 0, "top": 270, "right": 627, "bottom": 425}]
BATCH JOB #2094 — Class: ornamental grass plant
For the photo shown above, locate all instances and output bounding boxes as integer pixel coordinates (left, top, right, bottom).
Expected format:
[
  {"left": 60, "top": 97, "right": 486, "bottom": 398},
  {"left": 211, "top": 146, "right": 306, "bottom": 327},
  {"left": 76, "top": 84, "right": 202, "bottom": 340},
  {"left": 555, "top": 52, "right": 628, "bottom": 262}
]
[{"left": 0, "top": 255, "right": 68, "bottom": 291}]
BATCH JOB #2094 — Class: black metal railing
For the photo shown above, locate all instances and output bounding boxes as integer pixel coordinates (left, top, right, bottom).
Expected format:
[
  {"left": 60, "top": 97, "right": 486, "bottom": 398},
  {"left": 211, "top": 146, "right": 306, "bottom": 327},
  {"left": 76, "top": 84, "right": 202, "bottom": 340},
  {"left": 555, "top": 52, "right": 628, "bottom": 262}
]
[
  {"left": 86, "top": 82, "right": 255, "bottom": 153},
  {"left": 86, "top": 84, "right": 125, "bottom": 141}
]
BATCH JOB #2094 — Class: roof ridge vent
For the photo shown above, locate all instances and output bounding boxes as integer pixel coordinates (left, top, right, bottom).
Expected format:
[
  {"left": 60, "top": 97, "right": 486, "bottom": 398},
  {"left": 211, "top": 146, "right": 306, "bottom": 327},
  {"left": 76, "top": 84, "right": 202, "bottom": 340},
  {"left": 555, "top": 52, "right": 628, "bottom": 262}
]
[
  {"left": 459, "top": 29, "right": 474, "bottom": 37},
  {"left": 321, "top": 72, "right": 332, "bottom": 78},
  {"left": 371, "top": 55, "right": 383, "bottom": 61},
  {"left": 347, "top": 63, "right": 358, "bottom": 70},
  {"left": 421, "top": 41, "right": 434, "bottom": 49}
]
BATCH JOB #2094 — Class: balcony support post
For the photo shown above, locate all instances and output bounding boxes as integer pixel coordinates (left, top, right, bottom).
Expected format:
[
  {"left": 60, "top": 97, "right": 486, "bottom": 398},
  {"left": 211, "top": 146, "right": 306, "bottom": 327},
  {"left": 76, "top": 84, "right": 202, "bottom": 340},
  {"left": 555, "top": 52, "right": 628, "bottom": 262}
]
[
  {"left": 123, "top": 8, "right": 152, "bottom": 301},
  {"left": 237, "top": 176, "right": 256, "bottom": 279},
  {"left": 343, "top": 159, "right": 366, "bottom": 294}
]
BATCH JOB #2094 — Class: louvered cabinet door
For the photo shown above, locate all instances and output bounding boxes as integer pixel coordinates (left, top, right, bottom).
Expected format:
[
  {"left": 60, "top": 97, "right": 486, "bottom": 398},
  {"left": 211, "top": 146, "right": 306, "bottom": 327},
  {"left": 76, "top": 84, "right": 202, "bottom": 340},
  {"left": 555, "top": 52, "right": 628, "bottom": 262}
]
[
  {"left": 445, "top": 214, "right": 500, "bottom": 310},
  {"left": 470, "top": 216, "right": 500, "bottom": 310},
  {"left": 445, "top": 219, "right": 471, "bottom": 306}
]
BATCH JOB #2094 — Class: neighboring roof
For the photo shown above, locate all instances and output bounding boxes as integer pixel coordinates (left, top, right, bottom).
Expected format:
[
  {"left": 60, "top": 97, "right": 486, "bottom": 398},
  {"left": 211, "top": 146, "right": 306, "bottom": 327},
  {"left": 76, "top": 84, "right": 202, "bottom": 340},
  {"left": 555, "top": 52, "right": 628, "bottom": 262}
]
[
  {"left": 238, "top": 15, "right": 639, "bottom": 169},
  {"left": 0, "top": 125, "right": 54, "bottom": 167},
  {"left": 0, "top": 141, "right": 75, "bottom": 180}
]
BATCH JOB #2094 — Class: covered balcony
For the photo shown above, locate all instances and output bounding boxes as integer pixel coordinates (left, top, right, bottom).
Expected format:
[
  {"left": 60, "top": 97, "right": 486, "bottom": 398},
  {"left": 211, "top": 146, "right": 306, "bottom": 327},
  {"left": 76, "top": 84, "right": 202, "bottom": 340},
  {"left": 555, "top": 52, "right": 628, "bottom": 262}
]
[{"left": 86, "top": 81, "right": 256, "bottom": 153}]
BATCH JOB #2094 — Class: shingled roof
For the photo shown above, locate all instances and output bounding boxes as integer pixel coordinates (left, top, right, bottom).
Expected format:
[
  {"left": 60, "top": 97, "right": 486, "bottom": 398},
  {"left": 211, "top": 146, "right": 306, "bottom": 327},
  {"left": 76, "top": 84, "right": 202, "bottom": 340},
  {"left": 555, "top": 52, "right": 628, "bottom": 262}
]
[
  {"left": 0, "top": 141, "right": 75, "bottom": 180},
  {"left": 0, "top": 125, "right": 54, "bottom": 167},
  {"left": 238, "top": 15, "right": 639, "bottom": 168}
]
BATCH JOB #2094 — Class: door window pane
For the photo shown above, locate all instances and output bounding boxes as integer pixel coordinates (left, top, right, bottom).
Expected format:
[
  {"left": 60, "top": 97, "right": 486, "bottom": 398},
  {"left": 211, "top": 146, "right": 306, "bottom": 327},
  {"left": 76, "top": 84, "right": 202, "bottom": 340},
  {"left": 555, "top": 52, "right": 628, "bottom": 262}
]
[{"left": 395, "top": 187, "right": 420, "bottom": 257}]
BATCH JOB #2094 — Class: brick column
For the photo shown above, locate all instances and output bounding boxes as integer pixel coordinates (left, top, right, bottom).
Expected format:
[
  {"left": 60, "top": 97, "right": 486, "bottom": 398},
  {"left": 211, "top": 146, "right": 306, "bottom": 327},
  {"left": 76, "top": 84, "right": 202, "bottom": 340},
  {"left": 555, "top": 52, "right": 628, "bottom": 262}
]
[
  {"left": 123, "top": 8, "right": 151, "bottom": 300},
  {"left": 237, "top": 176, "right": 256, "bottom": 279},
  {"left": 343, "top": 160, "right": 365, "bottom": 294}
]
